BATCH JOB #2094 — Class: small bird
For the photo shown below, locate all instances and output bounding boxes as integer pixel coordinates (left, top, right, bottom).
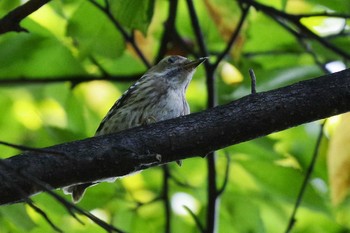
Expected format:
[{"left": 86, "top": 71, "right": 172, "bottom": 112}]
[{"left": 63, "top": 55, "right": 207, "bottom": 203}]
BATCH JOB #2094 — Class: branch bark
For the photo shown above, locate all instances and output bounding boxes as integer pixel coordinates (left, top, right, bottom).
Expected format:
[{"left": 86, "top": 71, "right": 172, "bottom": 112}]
[
  {"left": 1, "top": 69, "right": 350, "bottom": 205},
  {"left": 0, "top": 0, "right": 51, "bottom": 34}
]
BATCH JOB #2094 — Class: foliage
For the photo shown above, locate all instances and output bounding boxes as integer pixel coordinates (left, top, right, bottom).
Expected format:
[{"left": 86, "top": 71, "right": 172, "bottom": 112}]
[{"left": 0, "top": 0, "right": 349, "bottom": 232}]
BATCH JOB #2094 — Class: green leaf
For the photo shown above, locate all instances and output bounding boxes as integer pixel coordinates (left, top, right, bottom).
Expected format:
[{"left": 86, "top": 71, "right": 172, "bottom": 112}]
[
  {"left": 0, "top": 0, "right": 20, "bottom": 14},
  {"left": 0, "top": 32, "right": 85, "bottom": 78},
  {"left": 110, "top": 0, "right": 155, "bottom": 35},
  {"left": 65, "top": 91, "right": 87, "bottom": 136},
  {"left": 230, "top": 137, "right": 282, "bottom": 161},
  {"left": 281, "top": 0, "right": 288, "bottom": 10},
  {"left": 306, "top": 0, "right": 350, "bottom": 12},
  {"left": 67, "top": 1, "right": 124, "bottom": 59},
  {"left": 221, "top": 195, "right": 265, "bottom": 233},
  {"left": 238, "top": 159, "right": 329, "bottom": 213},
  {"left": 0, "top": 204, "right": 36, "bottom": 231}
]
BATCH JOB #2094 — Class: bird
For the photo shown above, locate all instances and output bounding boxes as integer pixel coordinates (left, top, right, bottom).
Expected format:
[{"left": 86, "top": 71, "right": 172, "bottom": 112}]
[{"left": 63, "top": 55, "right": 207, "bottom": 203}]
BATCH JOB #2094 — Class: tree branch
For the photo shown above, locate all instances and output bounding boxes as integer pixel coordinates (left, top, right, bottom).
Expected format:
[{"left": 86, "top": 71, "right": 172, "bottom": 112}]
[
  {"left": 0, "top": 0, "right": 51, "bottom": 34},
  {"left": 162, "top": 166, "right": 171, "bottom": 233},
  {"left": 0, "top": 73, "right": 142, "bottom": 85},
  {"left": 185, "top": 2, "right": 218, "bottom": 232},
  {"left": 239, "top": 0, "right": 350, "bottom": 60},
  {"left": 155, "top": 0, "right": 179, "bottom": 63},
  {"left": 88, "top": 0, "right": 151, "bottom": 68},
  {"left": 212, "top": 4, "right": 250, "bottom": 69},
  {"left": 285, "top": 122, "right": 325, "bottom": 233},
  {"left": 1, "top": 69, "right": 350, "bottom": 205},
  {"left": 185, "top": 0, "right": 209, "bottom": 59}
]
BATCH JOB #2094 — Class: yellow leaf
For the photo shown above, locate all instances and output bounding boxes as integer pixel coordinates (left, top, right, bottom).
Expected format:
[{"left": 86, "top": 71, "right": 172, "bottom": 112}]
[
  {"left": 328, "top": 113, "right": 350, "bottom": 205},
  {"left": 220, "top": 62, "right": 243, "bottom": 85}
]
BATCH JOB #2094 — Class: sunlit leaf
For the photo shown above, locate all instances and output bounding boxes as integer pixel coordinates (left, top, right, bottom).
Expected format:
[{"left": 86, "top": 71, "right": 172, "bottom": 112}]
[
  {"left": 67, "top": 1, "right": 124, "bottom": 59},
  {"left": 328, "top": 113, "right": 350, "bottom": 205},
  {"left": 110, "top": 0, "right": 155, "bottom": 35},
  {"left": 0, "top": 32, "right": 85, "bottom": 78}
]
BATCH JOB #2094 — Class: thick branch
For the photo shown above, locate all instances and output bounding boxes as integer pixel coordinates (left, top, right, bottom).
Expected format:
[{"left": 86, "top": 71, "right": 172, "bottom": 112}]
[
  {"left": 1, "top": 69, "right": 350, "bottom": 205},
  {"left": 0, "top": 0, "right": 51, "bottom": 34}
]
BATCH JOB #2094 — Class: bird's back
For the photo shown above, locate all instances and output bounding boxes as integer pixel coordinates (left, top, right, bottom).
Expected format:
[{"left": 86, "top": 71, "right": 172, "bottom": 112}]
[{"left": 95, "top": 76, "right": 189, "bottom": 136}]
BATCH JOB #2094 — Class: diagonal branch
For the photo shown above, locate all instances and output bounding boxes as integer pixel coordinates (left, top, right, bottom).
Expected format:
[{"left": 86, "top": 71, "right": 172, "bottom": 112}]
[
  {"left": 212, "top": 5, "right": 250, "bottom": 69},
  {"left": 88, "top": 0, "right": 151, "bottom": 68},
  {"left": 184, "top": 206, "right": 205, "bottom": 233},
  {"left": 0, "top": 69, "right": 350, "bottom": 205},
  {"left": 155, "top": 0, "right": 179, "bottom": 63},
  {"left": 284, "top": 122, "right": 325, "bottom": 233},
  {"left": 239, "top": 0, "right": 350, "bottom": 60},
  {"left": 0, "top": 0, "right": 51, "bottom": 34},
  {"left": 185, "top": 0, "right": 209, "bottom": 59},
  {"left": 0, "top": 159, "right": 125, "bottom": 232}
]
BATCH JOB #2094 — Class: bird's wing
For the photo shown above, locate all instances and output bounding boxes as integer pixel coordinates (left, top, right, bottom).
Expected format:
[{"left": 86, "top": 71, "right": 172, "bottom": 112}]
[{"left": 95, "top": 74, "right": 149, "bottom": 135}]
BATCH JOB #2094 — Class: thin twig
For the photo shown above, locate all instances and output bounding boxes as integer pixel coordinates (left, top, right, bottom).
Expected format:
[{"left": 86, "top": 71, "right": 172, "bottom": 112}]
[
  {"left": 170, "top": 174, "right": 194, "bottom": 188},
  {"left": 0, "top": 74, "right": 142, "bottom": 85},
  {"left": 284, "top": 121, "right": 326, "bottom": 233},
  {"left": 294, "top": 12, "right": 350, "bottom": 19},
  {"left": 155, "top": 0, "right": 179, "bottom": 63},
  {"left": 239, "top": 0, "right": 350, "bottom": 60},
  {"left": 0, "top": 167, "right": 63, "bottom": 232},
  {"left": 133, "top": 197, "right": 162, "bottom": 211},
  {"left": 183, "top": 206, "right": 205, "bottom": 233},
  {"left": 0, "top": 159, "right": 125, "bottom": 233},
  {"left": 273, "top": 17, "right": 330, "bottom": 73},
  {"left": 0, "top": 159, "right": 81, "bottom": 225},
  {"left": 88, "top": 0, "right": 151, "bottom": 68},
  {"left": 0, "top": 0, "right": 51, "bottom": 34},
  {"left": 89, "top": 56, "right": 110, "bottom": 77},
  {"left": 212, "top": 5, "right": 250, "bottom": 69},
  {"left": 185, "top": 0, "right": 210, "bottom": 59},
  {"left": 27, "top": 202, "right": 63, "bottom": 233},
  {"left": 217, "top": 154, "right": 231, "bottom": 196},
  {"left": 243, "top": 50, "right": 301, "bottom": 58},
  {"left": 299, "top": 39, "right": 329, "bottom": 73},
  {"left": 249, "top": 68, "right": 257, "bottom": 94},
  {"left": 173, "top": 29, "right": 199, "bottom": 57}
]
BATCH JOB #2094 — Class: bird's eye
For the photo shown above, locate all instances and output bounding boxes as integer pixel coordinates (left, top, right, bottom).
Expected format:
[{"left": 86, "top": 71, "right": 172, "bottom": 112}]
[{"left": 167, "top": 57, "right": 177, "bottom": 64}]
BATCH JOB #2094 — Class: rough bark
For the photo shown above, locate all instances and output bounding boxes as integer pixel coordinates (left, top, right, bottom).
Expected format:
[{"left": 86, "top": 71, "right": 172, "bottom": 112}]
[{"left": 0, "top": 69, "right": 350, "bottom": 205}]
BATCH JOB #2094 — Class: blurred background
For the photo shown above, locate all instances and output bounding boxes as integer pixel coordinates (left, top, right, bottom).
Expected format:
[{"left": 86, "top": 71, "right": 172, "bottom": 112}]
[{"left": 0, "top": 0, "right": 350, "bottom": 232}]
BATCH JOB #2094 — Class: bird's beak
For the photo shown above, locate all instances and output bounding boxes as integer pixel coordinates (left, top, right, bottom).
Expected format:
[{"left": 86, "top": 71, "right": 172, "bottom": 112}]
[{"left": 183, "top": 57, "right": 208, "bottom": 70}]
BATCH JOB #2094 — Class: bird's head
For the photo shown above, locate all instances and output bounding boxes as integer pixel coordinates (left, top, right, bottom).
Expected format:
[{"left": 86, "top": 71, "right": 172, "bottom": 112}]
[{"left": 147, "top": 55, "right": 207, "bottom": 90}]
